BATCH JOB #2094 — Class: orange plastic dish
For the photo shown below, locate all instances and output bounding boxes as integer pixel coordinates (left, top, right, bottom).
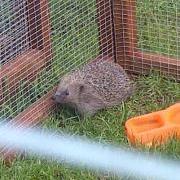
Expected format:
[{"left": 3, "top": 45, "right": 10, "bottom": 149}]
[{"left": 125, "top": 103, "right": 180, "bottom": 146}]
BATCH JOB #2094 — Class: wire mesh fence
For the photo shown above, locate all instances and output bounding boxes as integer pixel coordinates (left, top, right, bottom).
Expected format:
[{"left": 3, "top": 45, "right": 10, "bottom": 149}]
[
  {"left": 0, "top": 0, "right": 29, "bottom": 64},
  {"left": 114, "top": 0, "right": 179, "bottom": 78},
  {"left": 136, "top": 0, "right": 179, "bottom": 59},
  {"left": 0, "top": 0, "right": 179, "bottom": 161},
  {"left": 0, "top": 0, "right": 114, "bottom": 122}
]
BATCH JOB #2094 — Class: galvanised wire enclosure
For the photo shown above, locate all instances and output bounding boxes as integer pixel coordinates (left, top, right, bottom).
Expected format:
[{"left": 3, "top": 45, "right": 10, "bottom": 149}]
[{"left": 0, "top": 0, "right": 179, "bottom": 162}]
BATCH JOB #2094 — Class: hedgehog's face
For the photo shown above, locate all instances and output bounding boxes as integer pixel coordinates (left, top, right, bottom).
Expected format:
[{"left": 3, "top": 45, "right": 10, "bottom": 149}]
[{"left": 53, "top": 81, "right": 85, "bottom": 105}]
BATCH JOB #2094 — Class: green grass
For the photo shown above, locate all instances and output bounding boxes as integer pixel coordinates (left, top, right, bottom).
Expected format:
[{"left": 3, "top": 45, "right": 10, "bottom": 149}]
[
  {"left": 0, "top": 73, "right": 179, "bottom": 179},
  {"left": 137, "top": 0, "right": 179, "bottom": 58},
  {"left": 0, "top": 0, "right": 180, "bottom": 179},
  {"left": 0, "top": 0, "right": 99, "bottom": 118}
]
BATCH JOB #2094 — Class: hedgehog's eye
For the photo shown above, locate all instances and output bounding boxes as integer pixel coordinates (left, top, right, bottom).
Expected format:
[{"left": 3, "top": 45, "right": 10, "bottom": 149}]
[
  {"left": 79, "top": 85, "right": 84, "bottom": 92},
  {"left": 65, "top": 89, "right": 69, "bottom": 96}
]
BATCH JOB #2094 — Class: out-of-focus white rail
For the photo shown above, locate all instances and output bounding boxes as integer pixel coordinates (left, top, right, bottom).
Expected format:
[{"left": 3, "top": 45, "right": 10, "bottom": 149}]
[{"left": 0, "top": 122, "right": 179, "bottom": 180}]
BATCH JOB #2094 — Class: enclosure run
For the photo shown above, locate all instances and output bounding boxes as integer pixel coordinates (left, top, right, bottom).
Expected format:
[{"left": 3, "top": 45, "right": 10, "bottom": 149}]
[{"left": 0, "top": 0, "right": 179, "bottom": 164}]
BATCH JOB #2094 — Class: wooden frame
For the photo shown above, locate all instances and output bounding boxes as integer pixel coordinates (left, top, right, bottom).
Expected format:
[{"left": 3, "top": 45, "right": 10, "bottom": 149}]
[
  {"left": 0, "top": 0, "right": 52, "bottom": 163},
  {"left": 96, "top": 0, "right": 115, "bottom": 59},
  {"left": 1, "top": 0, "right": 180, "bottom": 164},
  {"left": 0, "top": 0, "right": 114, "bottom": 164},
  {"left": 114, "top": 0, "right": 180, "bottom": 80},
  {"left": 0, "top": 0, "right": 52, "bottom": 104}
]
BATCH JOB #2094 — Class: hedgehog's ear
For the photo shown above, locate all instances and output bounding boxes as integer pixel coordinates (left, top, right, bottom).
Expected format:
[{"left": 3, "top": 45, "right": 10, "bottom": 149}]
[
  {"left": 79, "top": 84, "right": 85, "bottom": 93},
  {"left": 78, "top": 83, "right": 90, "bottom": 95}
]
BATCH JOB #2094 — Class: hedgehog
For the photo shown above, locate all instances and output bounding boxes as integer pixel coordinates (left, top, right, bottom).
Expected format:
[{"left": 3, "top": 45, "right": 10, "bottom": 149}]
[{"left": 53, "top": 58, "right": 135, "bottom": 117}]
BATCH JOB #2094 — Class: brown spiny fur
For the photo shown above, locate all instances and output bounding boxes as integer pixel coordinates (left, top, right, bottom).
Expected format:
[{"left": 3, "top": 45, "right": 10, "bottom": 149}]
[{"left": 53, "top": 59, "right": 135, "bottom": 117}]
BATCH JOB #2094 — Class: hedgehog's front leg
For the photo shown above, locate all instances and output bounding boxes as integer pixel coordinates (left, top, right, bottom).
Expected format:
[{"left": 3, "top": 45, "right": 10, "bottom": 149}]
[{"left": 76, "top": 103, "right": 98, "bottom": 118}]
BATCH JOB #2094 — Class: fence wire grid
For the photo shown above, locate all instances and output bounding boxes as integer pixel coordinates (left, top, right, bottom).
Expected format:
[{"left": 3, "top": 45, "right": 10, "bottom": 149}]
[
  {"left": 0, "top": 0, "right": 179, "bottom": 134},
  {"left": 0, "top": 0, "right": 114, "bottom": 121}
]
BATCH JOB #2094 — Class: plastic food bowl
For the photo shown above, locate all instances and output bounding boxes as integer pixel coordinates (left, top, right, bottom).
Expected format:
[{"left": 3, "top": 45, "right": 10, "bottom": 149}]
[{"left": 125, "top": 103, "right": 180, "bottom": 146}]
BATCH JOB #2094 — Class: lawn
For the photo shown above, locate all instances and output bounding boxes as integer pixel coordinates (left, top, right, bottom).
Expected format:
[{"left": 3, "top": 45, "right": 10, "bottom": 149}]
[
  {"left": 137, "top": 0, "right": 179, "bottom": 58},
  {"left": 0, "top": 73, "right": 179, "bottom": 179},
  {"left": 0, "top": 0, "right": 179, "bottom": 179}
]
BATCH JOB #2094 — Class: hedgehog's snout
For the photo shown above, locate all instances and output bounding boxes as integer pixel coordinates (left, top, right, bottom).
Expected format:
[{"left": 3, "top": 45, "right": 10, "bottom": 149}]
[{"left": 52, "top": 90, "right": 69, "bottom": 103}]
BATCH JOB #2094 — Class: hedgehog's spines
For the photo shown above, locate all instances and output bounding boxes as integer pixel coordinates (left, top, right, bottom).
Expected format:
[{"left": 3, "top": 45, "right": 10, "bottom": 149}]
[{"left": 55, "top": 59, "right": 134, "bottom": 117}]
